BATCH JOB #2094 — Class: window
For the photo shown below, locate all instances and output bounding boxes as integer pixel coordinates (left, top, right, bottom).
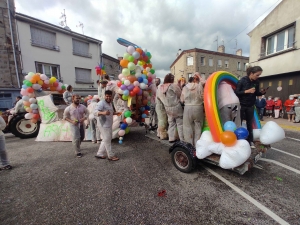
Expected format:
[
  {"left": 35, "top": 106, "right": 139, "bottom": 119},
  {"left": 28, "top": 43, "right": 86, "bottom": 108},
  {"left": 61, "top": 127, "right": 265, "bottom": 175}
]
[
  {"left": 266, "top": 26, "right": 295, "bottom": 56},
  {"left": 200, "top": 57, "right": 205, "bottom": 66},
  {"left": 201, "top": 73, "right": 205, "bottom": 80},
  {"left": 30, "top": 26, "right": 59, "bottom": 50},
  {"left": 187, "top": 56, "right": 193, "bottom": 66},
  {"left": 73, "top": 39, "right": 92, "bottom": 58},
  {"left": 188, "top": 73, "right": 193, "bottom": 78},
  {"left": 269, "top": 82, "right": 272, "bottom": 87},
  {"left": 260, "top": 83, "right": 264, "bottom": 88},
  {"left": 278, "top": 81, "right": 282, "bottom": 86},
  {"left": 75, "top": 68, "right": 92, "bottom": 83},
  {"left": 289, "top": 79, "right": 293, "bottom": 85},
  {"left": 225, "top": 60, "right": 229, "bottom": 68},
  {"left": 36, "top": 62, "right": 60, "bottom": 79},
  {"left": 237, "top": 62, "right": 241, "bottom": 70},
  {"left": 243, "top": 63, "right": 247, "bottom": 71},
  {"left": 217, "top": 59, "right": 222, "bottom": 67},
  {"left": 209, "top": 58, "right": 213, "bottom": 67}
]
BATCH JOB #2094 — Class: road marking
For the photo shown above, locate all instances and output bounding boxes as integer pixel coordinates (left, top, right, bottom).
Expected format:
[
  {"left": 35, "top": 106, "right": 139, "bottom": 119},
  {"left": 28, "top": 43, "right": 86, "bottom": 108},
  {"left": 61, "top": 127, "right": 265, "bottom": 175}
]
[
  {"left": 202, "top": 165, "right": 290, "bottom": 225},
  {"left": 260, "top": 158, "right": 300, "bottom": 175},
  {"left": 286, "top": 136, "right": 300, "bottom": 142},
  {"left": 271, "top": 147, "right": 300, "bottom": 159}
]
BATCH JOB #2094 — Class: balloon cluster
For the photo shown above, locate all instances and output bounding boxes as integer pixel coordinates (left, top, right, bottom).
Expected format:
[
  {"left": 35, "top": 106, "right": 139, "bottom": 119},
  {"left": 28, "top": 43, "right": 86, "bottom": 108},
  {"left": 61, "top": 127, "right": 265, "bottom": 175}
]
[
  {"left": 220, "top": 121, "right": 249, "bottom": 147},
  {"left": 95, "top": 65, "right": 106, "bottom": 75},
  {"left": 118, "top": 110, "right": 132, "bottom": 144},
  {"left": 117, "top": 46, "right": 156, "bottom": 101},
  {"left": 20, "top": 72, "right": 66, "bottom": 123}
]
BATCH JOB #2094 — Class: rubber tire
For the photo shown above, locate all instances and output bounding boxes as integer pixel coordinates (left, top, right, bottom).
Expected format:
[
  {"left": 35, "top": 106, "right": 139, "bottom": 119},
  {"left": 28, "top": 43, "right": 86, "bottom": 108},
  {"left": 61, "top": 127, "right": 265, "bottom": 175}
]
[
  {"left": 9, "top": 114, "right": 40, "bottom": 139},
  {"left": 171, "top": 147, "right": 195, "bottom": 173}
]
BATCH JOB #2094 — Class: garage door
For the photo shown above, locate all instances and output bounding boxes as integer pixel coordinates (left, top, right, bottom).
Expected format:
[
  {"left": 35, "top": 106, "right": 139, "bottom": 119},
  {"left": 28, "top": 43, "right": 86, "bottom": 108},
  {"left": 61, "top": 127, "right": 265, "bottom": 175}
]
[{"left": 0, "top": 94, "right": 12, "bottom": 111}]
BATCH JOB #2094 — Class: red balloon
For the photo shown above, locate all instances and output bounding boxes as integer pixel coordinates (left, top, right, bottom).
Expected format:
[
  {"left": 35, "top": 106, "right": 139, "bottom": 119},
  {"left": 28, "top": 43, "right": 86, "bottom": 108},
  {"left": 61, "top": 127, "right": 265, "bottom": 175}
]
[
  {"left": 148, "top": 77, "right": 153, "bottom": 83},
  {"left": 27, "top": 87, "right": 34, "bottom": 93},
  {"left": 129, "top": 91, "right": 136, "bottom": 97},
  {"left": 117, "top": 81, "right": 122, "bottom": 87},
  {"left": 143, "top": 65, "right": 147, "bottom": 69},
  {"left": 133, "top": 59, "right": 138, "bottom": 64},
  {"left": 133, "top": 87, "right": 140, "bottom": 94},
  {"left": 143, "top": 110, "right": 149, "bottom": 115},
  {"left": 33, "top": 114, "right": 40, "bottom": 119},
  {"left": 53, "top": 82, "right": 59, "bottom": 87}
]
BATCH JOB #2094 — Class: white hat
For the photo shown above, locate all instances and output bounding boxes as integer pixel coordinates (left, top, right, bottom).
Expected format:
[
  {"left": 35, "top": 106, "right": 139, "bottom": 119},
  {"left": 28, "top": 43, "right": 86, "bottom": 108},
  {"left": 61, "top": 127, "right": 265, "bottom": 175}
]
[
  {"left": 117, "top": 88, "right": 123, "bottom": 94},
  {"left": 93, "top": 95, "right": 99, "bottom": 99}
]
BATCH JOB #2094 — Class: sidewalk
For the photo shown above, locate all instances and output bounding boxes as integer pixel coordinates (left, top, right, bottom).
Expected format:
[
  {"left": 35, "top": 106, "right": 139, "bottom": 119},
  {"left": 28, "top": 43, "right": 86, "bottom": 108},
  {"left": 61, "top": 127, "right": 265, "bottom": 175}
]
[{"left": 260, "top": 117, "right": 300, "bottom": 132}]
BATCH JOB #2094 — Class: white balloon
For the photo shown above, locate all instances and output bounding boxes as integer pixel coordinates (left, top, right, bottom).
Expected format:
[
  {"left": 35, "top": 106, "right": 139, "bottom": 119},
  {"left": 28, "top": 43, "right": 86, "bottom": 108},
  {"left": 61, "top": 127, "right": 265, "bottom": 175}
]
[
  {"left": 40, "top": 74, "right": 48, "bottom": 80},
  {"left": 132, "top": 51, "right": 140, "bottom": 59},
  {"left": 29, "top": 98, "right": 37, "bottom": 103},
  {"left": 253, "top": 129, "right": 261, "bottom": 141},
  {"left": 124, "top": 80, "right": 130, "bottom": 86},
  {"left": 260, "top": 121, "right": 285, "bottom": 144},
  {"left": 22, "top": 96, "right": 29, "bottom": 101},
  {"left": 125, "top": 117, "right": 132, "bottom": 124},
  {"left": 140, "top": 83, "right": 146, "bottom": 89},
  {"left": 32, "top": 84, "right": 41, "bottom": 90},
  {"left": 133, "top": 81, "right": 140, "bottom": 87},
  {"left": 146, "top": 67, "right": 150, "bottom": 72},
  {"left": 25, "top": 113, "right": 33, "bottom": 119},
  {"left": 127, "top": 46, "right": 135, "bottom": 54}
]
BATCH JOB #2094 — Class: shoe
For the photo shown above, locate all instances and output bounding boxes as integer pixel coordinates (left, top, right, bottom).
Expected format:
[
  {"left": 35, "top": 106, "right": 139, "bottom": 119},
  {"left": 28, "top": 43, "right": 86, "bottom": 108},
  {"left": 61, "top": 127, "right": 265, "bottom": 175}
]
[
  {"left": 169, "top": 140, "right": 178, "bottom": 143},
  {"left": 250, "top": 142, "right": 256, "bottom": 149},
  {"left": 92, "top": 141, "right": 97, "bottom": 144},
  {"left": 0, "top": 165, "right": 12, "bottom": 170},
  {"left": 76, "top": 153, "right": 82, "bottom": 158},
  {"left": 108, "top": 156, "right": 119, "bottom": 161},
  {"left": 95, "top": 155, "right": 106, "bottom": 159},
  {"left": 97, "top": 140, "right": 101, "bottom": 143}
]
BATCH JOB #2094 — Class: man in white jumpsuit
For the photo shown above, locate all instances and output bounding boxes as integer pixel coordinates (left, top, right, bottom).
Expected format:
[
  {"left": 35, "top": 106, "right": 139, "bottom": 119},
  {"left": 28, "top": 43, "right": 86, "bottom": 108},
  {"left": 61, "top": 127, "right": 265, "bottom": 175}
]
[
  {"left": 87, "top": 96, "right": 101, "bottom": 143},
  {"left": 148, "top": 78, "right": 160, "bottom": 130},
  {"left": 180, "top": 77, "right": 204, "bottom": 146},
  {"left": 156, "top": 73, "right": 183, "bottom": 143}
]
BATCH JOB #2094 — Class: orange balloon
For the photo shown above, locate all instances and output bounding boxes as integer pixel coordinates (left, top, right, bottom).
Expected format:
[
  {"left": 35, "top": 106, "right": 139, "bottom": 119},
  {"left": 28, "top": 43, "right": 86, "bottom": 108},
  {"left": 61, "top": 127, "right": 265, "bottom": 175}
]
[
  {"left": 23, "top": 101, "right": 30, "bottom": 107},
  {"left": 127, "top": 75, "right": 136, "bottom": 83},
  {"left": 136, "top": 48, "right": 143, "bottom": 54},
  {"left": 147, "top": 64, "right": 152, "bottom": 68},
  {"left": 50, "top": 86, "right": 56, "bottom": 91},
  {"left": 38, "top": 80, "right": 43, "bottom": 85},
  {"left": 142, "top": 100, "right": 148, "bottom": 105},
  {"left": 220, "top": 131, "right": 237, "bottom": 147},
  {"left": 31, "top": 118, "right": 37, "bottom": 123},
  {"left": 120, "top": 59, "right": 129, "bottom": 68}
]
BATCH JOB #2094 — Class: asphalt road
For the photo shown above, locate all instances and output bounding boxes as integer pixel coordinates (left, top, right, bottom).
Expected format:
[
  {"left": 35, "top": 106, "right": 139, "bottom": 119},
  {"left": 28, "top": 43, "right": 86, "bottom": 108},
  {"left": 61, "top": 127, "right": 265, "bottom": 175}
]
[{"left": 0, "top": 128, "right": 299, "bottom": 225}]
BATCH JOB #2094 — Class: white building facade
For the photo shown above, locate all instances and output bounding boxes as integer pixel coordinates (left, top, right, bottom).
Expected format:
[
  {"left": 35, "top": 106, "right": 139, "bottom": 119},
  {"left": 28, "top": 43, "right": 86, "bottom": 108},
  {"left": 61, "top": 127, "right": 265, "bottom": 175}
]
[{"left": 16, "top": 13, "right": 102, "bottom": 96}]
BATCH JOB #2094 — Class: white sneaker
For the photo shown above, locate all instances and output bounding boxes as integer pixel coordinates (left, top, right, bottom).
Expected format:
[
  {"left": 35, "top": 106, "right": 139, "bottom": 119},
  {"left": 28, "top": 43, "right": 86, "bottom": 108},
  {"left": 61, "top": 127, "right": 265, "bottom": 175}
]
[{"left": 250, "top": 142, "right": 256, "bottom": 149}]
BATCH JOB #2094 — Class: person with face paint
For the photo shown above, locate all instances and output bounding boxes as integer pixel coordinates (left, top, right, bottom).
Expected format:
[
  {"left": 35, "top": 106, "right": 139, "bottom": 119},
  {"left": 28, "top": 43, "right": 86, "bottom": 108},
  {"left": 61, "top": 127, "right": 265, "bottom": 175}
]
[
  {"left": 235, "top": 66, "right": 266, "bottom": 148},
  {"left": 273, "top": 97, "right": 282, "bottom": 119},
  {"left": 63, "top": 95, "right": 89, "bottom": 158},
  {"left": 284, "top": 95, "right": 296, "bottom": 122},
  {"left": 265, "top": 96, "right": 275, "bottom": 118},
  {"left": 293, "top": 95, "right": 300, "bottom": 123}
]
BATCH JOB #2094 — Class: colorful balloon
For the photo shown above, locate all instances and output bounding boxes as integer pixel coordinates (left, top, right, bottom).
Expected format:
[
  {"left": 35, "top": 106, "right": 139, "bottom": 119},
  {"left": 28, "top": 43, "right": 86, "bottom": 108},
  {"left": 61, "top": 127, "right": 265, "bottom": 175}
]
[{"left": 220, "top": 131, "right": 237, "bottom": 147}]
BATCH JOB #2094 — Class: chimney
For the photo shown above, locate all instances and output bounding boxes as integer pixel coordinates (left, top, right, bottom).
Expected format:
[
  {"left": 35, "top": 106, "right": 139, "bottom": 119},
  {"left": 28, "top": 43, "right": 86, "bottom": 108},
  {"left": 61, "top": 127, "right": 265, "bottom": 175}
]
[
  {"left": 218, "top": 45, "right": 225, "bottom": 53},
  {"left": 236, "top": 49, "right": 242, "bottom": 56},
  {"left": 176, "top": 49, "right": 182, "bottom": 57}
]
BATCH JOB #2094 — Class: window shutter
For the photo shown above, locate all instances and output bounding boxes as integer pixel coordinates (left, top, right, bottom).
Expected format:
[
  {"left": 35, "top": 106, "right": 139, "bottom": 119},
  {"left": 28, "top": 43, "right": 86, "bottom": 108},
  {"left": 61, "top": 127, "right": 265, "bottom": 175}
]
[{"left": 30, "top": 27, "right": 55, "bottom": 48}]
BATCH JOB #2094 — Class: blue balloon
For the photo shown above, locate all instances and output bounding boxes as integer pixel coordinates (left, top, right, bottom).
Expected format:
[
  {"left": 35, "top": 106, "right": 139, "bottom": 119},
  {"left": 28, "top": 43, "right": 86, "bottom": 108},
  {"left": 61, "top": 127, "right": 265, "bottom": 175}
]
[
  {"left": 234, "top": 127, "right": 249, "bottom": 140},
  {"left": 138, "top": 77, "right": 143, "bottom": 83},
  {"left": 140, "top": 107, "right": 145, "bottom": 112},
  {"left": 142, "top": 113, "right": 147, "bottom": 118},
  {"left": 145, "top": 105, "right": 150, "bottom": 110},
  {"left": 22, "top": 85, "right": 28, "bottom": 89},
  {"left": 143, "top": 79, "right": 148, "bottom": 84},
  {"left": 123, "top": 90, "right": 129, "bottom": 96},
  {"left": 119, "top": 140, "right": 123, "bottom": 144},
  {"left": 120, "top": 123, "right": 128, "bottom": 130},
  {"left": 223, "top": 121, "right": 237, "bottom": 132},
  {"left": 141, "top": 74, "right": 147, "bottom": 79}
]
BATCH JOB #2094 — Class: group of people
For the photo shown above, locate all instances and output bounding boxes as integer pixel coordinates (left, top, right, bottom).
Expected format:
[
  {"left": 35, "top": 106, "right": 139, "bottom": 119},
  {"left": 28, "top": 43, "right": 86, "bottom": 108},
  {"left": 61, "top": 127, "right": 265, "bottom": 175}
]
[
  {"left": 255, "top": 94, "right": 300, "bottom": 123},
  {"left": 154, "top": 66, "right": 267, "bottom": 149}
]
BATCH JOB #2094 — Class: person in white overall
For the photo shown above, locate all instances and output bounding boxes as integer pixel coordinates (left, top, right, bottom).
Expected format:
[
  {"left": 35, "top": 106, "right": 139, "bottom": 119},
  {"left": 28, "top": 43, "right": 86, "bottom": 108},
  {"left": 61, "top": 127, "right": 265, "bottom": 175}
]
[
  {"left": 180, "top": 76, "right": 204, "bottom": 146},
  {"left": 156, "top": 73, "right": 183, "bottom": 143}
]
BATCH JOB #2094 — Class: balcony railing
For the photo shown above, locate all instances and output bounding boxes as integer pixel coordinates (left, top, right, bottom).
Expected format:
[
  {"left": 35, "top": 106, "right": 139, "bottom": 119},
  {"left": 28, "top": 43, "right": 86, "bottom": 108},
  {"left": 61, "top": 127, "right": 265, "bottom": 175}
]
[
  {"left": 31, "top": 39, "right": 60, "bottom": 51},
  {"left": 73, "top": 50, "right": 92, "bottom": 58}
]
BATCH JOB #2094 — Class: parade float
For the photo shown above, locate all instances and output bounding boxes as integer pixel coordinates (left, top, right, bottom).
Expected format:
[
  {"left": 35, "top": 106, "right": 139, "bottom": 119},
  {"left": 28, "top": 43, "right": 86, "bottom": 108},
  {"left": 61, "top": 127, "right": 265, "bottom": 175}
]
[{"left": 169, "top": 71, "right": 285, "bottom": 174}]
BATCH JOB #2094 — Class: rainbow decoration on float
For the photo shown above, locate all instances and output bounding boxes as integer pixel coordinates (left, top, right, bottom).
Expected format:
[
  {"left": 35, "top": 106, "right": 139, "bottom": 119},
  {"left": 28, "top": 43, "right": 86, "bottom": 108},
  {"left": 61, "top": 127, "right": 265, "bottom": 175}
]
[{"left": 204, "top": 71, "right": 261, "bottom": 143}]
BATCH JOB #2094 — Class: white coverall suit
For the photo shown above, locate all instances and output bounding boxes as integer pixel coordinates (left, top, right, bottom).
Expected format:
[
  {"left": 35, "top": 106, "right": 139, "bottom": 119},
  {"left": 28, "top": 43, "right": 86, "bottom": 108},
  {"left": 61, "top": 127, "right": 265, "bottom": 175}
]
[
  {"left": 180, "top": 82, "right": 204, "bottom": 146},
  {"left": 156, "top": 83, "right": 183, "bottom": 142}
]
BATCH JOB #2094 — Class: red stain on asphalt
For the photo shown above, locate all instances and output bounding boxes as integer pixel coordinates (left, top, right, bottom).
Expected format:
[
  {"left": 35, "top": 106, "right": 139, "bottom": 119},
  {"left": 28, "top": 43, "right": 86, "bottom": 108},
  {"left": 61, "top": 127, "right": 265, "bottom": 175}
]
[{"left": 158, "top": 190, "right": 167, "bottom": 197}]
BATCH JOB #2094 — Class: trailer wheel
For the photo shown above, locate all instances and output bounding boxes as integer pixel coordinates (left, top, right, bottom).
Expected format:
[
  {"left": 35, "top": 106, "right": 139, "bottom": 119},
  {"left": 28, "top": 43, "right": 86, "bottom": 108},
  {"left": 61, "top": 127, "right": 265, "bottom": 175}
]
[
  {"left": 171, "top": 147, "right": 195, "bottom": 173},
  {"left": 10, "top": 114, "right": 40, "bottom": 139}
]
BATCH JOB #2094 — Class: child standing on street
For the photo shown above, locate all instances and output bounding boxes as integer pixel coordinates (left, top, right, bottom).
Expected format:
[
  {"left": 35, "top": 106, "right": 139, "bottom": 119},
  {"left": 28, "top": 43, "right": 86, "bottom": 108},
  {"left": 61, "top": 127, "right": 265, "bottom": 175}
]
[
  {"left": 0, "top": 116, "right": 12, "bottom": 170},
  {"left": 266, "top": 96, "right": 274, "bottom": 118},
  {"left": 274, "top": 97, "right": 282, "bottom": 119}
]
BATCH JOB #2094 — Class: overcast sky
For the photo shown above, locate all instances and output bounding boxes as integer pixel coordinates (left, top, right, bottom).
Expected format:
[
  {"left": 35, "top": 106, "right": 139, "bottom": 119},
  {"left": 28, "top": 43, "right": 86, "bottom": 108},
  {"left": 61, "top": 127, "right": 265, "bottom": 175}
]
[{"left": 15, "top": 0, "right": 281, "bottom": 78}]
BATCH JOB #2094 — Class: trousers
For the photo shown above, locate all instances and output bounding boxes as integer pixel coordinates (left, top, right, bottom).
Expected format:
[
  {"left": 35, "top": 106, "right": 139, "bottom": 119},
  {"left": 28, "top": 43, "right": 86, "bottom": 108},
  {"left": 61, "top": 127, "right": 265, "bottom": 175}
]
[
  {"left": 96, "top": 127, "right": 115, "bottom": 158},
  {"left": 240, "top": 105, "right": 254, "bottom": 143},
  {"left": 90, "top": 118, "right": 100, "bottom": 141},
  {"left": 0, "top": 135, "right": 9, "bottom": 166},
  {"left": 70, "top": 124, "right": 85, "bottom": 154}
]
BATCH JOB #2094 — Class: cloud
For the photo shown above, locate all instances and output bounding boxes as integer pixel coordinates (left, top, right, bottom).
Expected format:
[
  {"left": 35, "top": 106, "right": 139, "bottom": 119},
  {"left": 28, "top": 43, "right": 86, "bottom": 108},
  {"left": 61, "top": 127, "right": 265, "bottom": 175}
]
[{"left": 15, "top": 0, "right": 281, "bottom": 77}]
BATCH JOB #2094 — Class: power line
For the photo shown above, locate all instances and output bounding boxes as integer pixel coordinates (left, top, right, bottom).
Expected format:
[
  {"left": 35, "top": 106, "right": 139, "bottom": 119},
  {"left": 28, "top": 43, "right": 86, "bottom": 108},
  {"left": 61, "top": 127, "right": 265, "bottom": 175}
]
[{"left": 228, "top": 0, "right": 281, "bottom": 43}]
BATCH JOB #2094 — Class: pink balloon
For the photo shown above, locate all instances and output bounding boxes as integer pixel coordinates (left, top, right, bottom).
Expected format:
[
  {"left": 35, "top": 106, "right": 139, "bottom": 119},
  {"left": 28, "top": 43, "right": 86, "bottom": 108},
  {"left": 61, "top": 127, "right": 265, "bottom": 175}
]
[
  {"left": 118, "top": 74, "right": 123, "bottom": 80},
  {"left": 118, "top": 129, "right": 125, "bottom": 136},
  {"left": 133, "top": 81, "right": 140, "bottom": 87},
  {"left": 20, "top": 89, "right": 28, "bottom": 96}
]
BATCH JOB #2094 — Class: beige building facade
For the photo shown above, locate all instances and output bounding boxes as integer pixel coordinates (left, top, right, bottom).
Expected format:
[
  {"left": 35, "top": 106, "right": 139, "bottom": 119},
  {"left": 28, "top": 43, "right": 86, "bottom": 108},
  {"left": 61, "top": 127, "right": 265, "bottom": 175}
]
[
  {"left": 170, "top": 48, "right": 249, "bottom": 82},
  {"left": 248, "top": 0, "right": 300, "bottom": 102}
]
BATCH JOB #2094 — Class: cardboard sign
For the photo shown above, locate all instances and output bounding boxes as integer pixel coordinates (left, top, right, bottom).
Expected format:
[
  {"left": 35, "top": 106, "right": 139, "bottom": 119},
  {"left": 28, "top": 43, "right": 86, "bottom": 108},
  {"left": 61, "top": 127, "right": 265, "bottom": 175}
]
[
  {"left": 36, "top": 95, "right": 58, "bottom": 124},
  {"left": 36, "top": 120, "right": 72, "bottom": 142}
]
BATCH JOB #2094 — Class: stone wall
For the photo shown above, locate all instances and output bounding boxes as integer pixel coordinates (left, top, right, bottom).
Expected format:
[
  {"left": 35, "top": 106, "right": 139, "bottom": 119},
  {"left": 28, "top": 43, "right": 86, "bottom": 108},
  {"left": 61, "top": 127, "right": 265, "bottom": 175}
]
[{"left": 0, "top": 0, "right": 21, "bottom": 88}]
